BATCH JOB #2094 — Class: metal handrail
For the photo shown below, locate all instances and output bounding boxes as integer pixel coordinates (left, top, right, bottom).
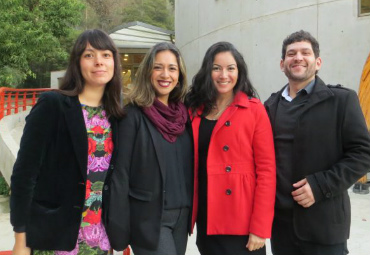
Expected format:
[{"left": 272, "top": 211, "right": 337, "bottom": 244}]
[{"left": 0, "top": 87, "right": 51, "bottom": 121}]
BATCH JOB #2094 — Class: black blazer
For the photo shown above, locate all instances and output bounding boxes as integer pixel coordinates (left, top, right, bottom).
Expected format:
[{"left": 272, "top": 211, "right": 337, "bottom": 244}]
[
  {"left": 10, "top": 91, "right": 118, "bottom": 250},
  {"left": 104, "top": 104, "right": 193, "bottom": 251},
  {"left": 265, "top": 76, "right": 370, "bottom": 244}
]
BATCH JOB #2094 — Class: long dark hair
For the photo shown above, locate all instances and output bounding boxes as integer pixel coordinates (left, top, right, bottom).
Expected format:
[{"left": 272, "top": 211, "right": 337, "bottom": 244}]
[
  {"left": 60, "top": 29, "right": 124, "bottom": 119},
  {"left": 186, "top": 41, "right": 257, "bottom": 116},
  {"left": 126, "top": 42, "right": 188, "bottom": 107}
]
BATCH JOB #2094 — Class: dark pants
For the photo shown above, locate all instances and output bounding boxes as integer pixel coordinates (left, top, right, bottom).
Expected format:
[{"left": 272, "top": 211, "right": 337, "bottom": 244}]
[
  {"left": 196, "top": 220, "right": 266, "bottom": 255},
  {"left": 131, "top": 208, "right": 189, "bottom": 255},
  {"left": 271, "top": 216, "right": 348, "bottom": 255},
  {"left": 196, "top": 234, "right": 266, "bottom": 255}
]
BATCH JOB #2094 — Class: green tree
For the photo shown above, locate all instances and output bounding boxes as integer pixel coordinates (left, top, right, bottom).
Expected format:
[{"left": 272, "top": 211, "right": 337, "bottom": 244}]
[
  {"left": 0, "top": 0, "right": 84, "bottom": 88},
  {"left": 82, "top": 0, "right": 128, "bottom": 31},
  {"left": 81, "top": 0, "right": 174, "bottom": 33},
  {"left": 121, "top": 0, "right": 174, "bottom": 30}
]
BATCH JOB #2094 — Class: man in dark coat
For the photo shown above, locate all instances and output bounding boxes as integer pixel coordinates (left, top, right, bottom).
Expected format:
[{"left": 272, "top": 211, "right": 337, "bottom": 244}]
[{"left": 264, "top": 30, "right": 370, "bottom": 255}]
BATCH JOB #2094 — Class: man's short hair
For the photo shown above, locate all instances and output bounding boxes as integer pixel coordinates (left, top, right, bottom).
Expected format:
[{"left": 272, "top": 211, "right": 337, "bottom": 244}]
[{"left": 281, "top": 30, "right": 320, "bottom": 59}]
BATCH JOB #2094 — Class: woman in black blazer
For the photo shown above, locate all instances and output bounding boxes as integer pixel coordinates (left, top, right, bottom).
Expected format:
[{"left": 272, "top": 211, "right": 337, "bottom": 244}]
[
  {"left": 10, "top": 29, "right": 125, "bottom": 255},
  {"left": 106, "top": 42, "right": 193, "bottom": 255}
]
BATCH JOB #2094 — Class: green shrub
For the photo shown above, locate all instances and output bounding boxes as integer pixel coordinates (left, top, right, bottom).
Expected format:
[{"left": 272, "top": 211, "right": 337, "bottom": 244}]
[{"left": 0, "top": 176, "right": 10, "bottom": 196}]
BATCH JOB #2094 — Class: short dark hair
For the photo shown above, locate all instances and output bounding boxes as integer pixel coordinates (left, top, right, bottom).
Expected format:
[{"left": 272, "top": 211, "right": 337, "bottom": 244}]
[
  {"left": 186, "top": 41, "right": 257, "bottom": 116},
  {"left": 126, "top": 42, "right": 188, "bottom": 107},
  {"left": 281, "top": 30, "right": 320, "bottom": 59},
  {"left": 60, "top": 29, "right": 124, "bottom": 119}
]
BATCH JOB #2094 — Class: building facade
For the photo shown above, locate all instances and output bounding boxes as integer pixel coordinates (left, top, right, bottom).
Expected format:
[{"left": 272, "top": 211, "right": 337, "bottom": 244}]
[
  {"left": 175, "top": 0, "right": 370, "bottom": 100},
  {"left": 109, "top": 21, "right": 174, "bottom": 88}
]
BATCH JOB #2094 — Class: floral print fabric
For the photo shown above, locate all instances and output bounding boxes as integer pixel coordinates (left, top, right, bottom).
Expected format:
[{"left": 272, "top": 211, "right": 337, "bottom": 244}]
[{"left": 34, "top": 105, "right": 112, "bottom": 255}]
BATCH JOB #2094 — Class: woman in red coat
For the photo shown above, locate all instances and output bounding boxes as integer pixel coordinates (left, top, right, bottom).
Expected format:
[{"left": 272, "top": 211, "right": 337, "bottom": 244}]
[{"left": 186, "top": 42, "right": 276, "bottom": 255}]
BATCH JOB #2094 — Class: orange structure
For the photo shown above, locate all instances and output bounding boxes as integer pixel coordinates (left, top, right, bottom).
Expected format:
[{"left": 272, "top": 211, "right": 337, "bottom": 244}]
[
  {"left": 357, "top": 53, "right": 370, "bottom": 185},
  {"left": 358, "top": 53, "right": 370, "bottom": 129},
  {"left": 0, "top": 87, "right": 51, "bottom": 121}
]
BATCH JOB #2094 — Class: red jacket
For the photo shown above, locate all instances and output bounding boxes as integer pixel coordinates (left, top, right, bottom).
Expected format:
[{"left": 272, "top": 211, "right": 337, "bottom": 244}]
[{"left": 190, "top": 92, "right": 276, "bottom": 238}]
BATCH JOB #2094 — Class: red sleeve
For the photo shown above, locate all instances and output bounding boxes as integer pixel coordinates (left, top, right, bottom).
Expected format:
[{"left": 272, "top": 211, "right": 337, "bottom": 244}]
[{"left": 249, "top": 101, "right": 276, "bottom": 238}]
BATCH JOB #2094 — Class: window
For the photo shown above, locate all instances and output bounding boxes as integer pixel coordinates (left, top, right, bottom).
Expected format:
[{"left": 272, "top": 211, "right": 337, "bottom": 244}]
[
  {"left": 360, "top": 0, "right": 370, "bottom": 16},
  {"left": 120, "top": 53, "right": 145, "bottom": 88}
]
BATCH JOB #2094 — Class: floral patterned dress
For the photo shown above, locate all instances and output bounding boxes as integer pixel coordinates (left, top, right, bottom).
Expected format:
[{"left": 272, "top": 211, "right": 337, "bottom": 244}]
[{"left": 34, "top": 105, "right": 113, "bottom": 255}]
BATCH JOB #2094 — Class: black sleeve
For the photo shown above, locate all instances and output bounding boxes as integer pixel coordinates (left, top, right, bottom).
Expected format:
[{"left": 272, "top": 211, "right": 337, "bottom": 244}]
[
  {"left": 10, "top": 92, "right": 59, "bottom": 231},
  {"left": 307, "top": 90, "right": 370, "bottom": 202}
]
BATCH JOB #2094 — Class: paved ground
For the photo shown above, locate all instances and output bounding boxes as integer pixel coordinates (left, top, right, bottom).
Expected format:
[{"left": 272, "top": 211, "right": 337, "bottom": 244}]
[
  {"left": 1, "top": 188, "right": 369, "bottom": 254},
  {"left": 185, "top": 187, "right": 370, "bottom": 255}
]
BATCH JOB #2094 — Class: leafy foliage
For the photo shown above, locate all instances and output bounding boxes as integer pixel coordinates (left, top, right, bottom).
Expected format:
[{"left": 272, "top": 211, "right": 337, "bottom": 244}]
[
  {"left": 82, "top": 0, "right": 174, "bottom": 31},
  {"left": 0, "top": 0, "right": 175, "bottom": 88},
  {"left": 0, "top": 176, "right": 10, "bottom": 196},
  {"left": 121, "top": 0, "right": 174, "bottom": 30},
  {"left": 0, "top": 0, "right": 84, "bottom": 88},
  {"left": 0, "top": 66, "right": 28, "bottom": 88},
  {"left": 84, "top": 0, "right": 127, "bottom": 31}
]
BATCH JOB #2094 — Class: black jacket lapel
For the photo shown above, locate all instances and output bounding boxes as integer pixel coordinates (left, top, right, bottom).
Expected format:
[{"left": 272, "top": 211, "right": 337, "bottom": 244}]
[
  {"left": 300, "top": 77, "right": 334, "bottom": 115},
  {"left": 64, "top": 96, "right": 88, "bottom": 181},
  {"left": 143, "top": 117, "right": 166, "bottom": 184},
  {"left": 265, "top": 77, "right": 334, "bottom": 124},
  {"left": 265, "top": 85, "right": 286, "bottom": 129}
]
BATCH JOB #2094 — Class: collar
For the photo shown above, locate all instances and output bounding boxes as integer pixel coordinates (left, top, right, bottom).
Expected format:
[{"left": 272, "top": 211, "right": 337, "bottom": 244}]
[
  {"left": 232, "top": 91, "right": 251, "bottom": 108},
  {"left": 194, "top": 91, "right": 253, "bottom": 116},
  {"left": 281, "top": 79, "right": 315, "bottom": 102},
  {"left": 265, "top": 76, "right": 334, "bottom": 109}
]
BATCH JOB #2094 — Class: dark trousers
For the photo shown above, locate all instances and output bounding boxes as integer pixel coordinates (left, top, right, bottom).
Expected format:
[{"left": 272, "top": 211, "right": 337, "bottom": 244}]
[
  {"left": 271, "top": 215, "right": 348, "bottom": 255},
  {"left": 196, "top": 219, "right": 266, "bottom": 255},
  {"left": 131, "top": 208, "right": 189, "bottom": 255}
]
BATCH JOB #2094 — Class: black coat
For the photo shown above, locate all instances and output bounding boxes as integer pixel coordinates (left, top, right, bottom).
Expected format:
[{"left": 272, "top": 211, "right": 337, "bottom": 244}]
[
  {"left": 104, "top": 104, "right": 193, "bottom": 251},
  {"left": 264, "top": 76, "right": 370, "bottom": 245},
  {"left": 10, "top": 91, "right": 118, "bottom": 250}
]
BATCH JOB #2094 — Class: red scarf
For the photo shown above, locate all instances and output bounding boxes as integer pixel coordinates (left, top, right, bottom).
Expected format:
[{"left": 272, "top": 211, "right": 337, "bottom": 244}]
[{"left": 143, "top": 99, "right": 188, "bottom": 143}]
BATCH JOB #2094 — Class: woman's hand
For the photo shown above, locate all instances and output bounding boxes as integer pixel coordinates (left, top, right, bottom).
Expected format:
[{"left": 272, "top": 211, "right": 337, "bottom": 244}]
[
  {"left": 246, "top": 233, "right": 266, "bottom": 251},
  {"left": 13, "top": 232, "right": 31, "bottom": 255}
]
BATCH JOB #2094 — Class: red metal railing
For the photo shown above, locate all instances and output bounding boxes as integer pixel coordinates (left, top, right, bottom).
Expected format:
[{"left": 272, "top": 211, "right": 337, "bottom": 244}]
[{"left": 0, "top": 87, "right": 51, "bottom": 121}]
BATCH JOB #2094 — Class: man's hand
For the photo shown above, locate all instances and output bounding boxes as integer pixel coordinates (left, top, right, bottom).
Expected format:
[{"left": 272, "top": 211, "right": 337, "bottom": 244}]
[
  {"left": 246, "top": 233, "right": 265, "bottom": 251},
  {"left": 13, "top": 232, "right": 31, "bottom": 255},
  {"left": 292, "top": 178, "right": 315, "bottom": 208}
]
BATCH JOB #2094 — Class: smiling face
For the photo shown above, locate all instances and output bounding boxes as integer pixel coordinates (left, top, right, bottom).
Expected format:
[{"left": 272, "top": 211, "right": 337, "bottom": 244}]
[
  {"left": 211, "top": 51, "right": 238, "bottom": 98},
  {"left": 280, "top": 41, "right": 321, "bottom": 84},
  {"left": 80, "top": 43, "right": 114, "bottom": 89},
  {"left": 150, "top": 50, "right": 180, "bottom": 105}
]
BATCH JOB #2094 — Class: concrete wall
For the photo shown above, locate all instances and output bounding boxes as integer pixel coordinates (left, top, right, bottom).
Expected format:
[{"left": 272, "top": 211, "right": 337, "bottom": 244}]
[
  {"left": 175, "top": 0, "right": 370, "bottom": 101},
  {"left": 50, "top": 70, "right": 65, "bottom": 89},
  {"left": 0, "top": 109, "right": 30, "bottom": 185}
]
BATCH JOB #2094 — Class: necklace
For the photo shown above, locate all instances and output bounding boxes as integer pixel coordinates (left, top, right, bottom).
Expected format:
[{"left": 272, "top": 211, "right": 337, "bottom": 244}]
[{"left": 209, "top": 98, "right": 233, "bottom": 120}]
